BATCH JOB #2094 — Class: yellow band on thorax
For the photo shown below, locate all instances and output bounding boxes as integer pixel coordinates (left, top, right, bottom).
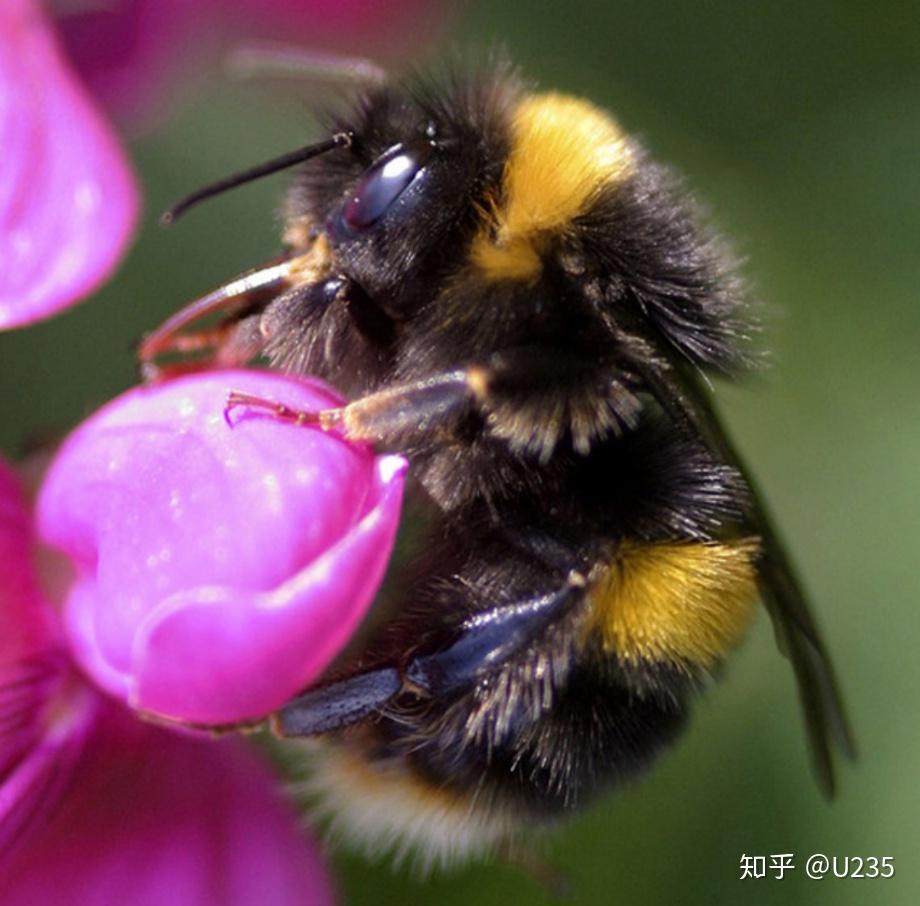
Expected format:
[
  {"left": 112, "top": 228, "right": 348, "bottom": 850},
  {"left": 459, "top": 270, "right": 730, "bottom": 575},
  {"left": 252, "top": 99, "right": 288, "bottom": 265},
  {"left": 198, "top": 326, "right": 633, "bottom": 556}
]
[{"left": 472, "top": 92, "right": 633, "bottom": 283}]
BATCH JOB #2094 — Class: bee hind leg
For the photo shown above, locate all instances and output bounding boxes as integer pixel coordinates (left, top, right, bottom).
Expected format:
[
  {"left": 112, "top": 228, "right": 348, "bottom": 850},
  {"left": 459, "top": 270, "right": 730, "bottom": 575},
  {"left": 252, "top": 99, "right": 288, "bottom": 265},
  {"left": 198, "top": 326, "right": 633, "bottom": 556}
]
[
  {"left": 273, "top": 572, "right": 587, "bottom": 738},
  {"left": 272, "top": 668, "right": 401, "bottom": 736}
]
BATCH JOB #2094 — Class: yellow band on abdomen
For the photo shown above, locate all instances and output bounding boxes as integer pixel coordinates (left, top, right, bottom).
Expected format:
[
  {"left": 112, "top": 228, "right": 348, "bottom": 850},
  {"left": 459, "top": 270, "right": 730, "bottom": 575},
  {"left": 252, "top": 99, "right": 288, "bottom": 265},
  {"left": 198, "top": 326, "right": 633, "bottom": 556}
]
[{"left": 586, "top": 539, "right": 760, "bottom": 670}]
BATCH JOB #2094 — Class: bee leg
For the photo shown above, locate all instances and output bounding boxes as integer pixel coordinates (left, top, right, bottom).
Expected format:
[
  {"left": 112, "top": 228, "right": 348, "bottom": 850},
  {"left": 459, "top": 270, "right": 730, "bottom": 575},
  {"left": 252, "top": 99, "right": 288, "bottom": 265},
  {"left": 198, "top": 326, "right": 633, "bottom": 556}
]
[
  {"left": 272, "top": 668, "right": 401, "bottom": 736},
  {"left": 138, "top": 253, "right": 349, "bottom": 381},
  {"left": 141, "top": 314, "right": 265, "bottom": 382},
  {"left": 273, "top": 573, "right": 586, "bottom": 738},
  {"left": 225, "top": 44, "right": 387, "bottom": 87},
  {"left": 321, "top": 370, "right": 476, "bottom": 443},
  {"left": 222, "top": 360, "right": 534, "bottom": 445},
  {"left": 249, "top": 347, "right": 639, "bottom": 454},
  {"left": 224, "top": 388, "right": 326, "bottom": 429},
  {"left": 403, "top": 572, "right": 586, "bottom": 697},
  {"left": 224, "top": 346, "right": 631, "bottom": 450},
  {"left": 499, "top": 846, "right": 572, "bottom": 900},
  {"left": 223, "top": 369, "right": 475, "bottom": 440}
]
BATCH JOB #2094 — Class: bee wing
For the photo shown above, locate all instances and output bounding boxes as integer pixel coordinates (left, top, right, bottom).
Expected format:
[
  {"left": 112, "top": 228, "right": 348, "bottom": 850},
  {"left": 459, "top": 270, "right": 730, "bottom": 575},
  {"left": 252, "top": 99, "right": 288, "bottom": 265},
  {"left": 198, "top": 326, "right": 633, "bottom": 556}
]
[
  {"left": 641, "top": 362, "right": 856, "bottom": 798},
  {"left": 756, "top": 536, "right": 857, "bottom": 798}
]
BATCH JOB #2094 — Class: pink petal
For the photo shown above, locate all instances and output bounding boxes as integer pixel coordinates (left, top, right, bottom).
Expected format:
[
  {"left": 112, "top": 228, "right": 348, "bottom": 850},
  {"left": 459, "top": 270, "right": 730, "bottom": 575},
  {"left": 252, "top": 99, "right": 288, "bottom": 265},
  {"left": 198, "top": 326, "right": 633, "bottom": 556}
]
[
  {"left": 0, "top": 661, "right": 97, "bottom": 862},
  {"left": 1, "top": 705, "right": 335, "bottom": 906},
  {"left": 0, "top": 0, "right": 139, "bottom": 330},
  {"left": 0, "top": 457, "right": 58, "bottom": 661},
  {"left": 37, "top": 371, "right": 406, "bottom": 724},
  {"left": 134, "top": 452, "right": 406, "bottom": 722},
  {"left": 0, "top": 457, "right": 97, "bottom": 862},
  {"left": 2, "top": 455, "right": 332, "bottom": 899}
]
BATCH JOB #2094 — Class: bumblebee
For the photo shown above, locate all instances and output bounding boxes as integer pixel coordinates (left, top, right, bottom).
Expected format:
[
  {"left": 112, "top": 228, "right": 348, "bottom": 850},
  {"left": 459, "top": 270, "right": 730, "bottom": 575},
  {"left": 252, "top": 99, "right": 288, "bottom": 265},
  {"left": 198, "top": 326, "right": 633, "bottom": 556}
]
[{"left": 141, "top": 60, "right": 854, "bottom": 869}]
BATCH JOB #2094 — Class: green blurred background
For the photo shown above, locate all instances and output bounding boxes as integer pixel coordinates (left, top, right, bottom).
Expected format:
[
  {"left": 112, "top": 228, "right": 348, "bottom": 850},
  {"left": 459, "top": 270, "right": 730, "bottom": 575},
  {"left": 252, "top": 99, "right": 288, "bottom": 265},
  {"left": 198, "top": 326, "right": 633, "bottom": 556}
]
[{"left": 2, "top": 1, "right": 917, "bottom": 903}]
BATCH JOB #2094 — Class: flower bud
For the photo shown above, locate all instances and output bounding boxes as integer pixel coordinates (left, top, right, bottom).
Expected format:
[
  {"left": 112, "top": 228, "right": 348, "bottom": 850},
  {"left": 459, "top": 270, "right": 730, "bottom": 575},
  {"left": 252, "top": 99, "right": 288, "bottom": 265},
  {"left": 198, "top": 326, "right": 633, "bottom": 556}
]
[{"left": 37, "top": 371, "right": 406, "bottom": 725}]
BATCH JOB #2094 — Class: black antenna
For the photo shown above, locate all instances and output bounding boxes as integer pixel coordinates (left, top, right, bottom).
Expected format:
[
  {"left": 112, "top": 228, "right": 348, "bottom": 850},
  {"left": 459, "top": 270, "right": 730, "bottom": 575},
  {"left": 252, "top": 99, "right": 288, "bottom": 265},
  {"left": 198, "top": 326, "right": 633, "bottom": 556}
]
[{"left": 160, "top": 132, "right": 352, "bottom": 225}]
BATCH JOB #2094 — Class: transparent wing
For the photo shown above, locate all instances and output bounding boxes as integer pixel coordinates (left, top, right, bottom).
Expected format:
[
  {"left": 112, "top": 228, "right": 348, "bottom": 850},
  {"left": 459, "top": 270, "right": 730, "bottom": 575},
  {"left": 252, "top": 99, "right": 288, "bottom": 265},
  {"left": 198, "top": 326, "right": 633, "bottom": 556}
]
[{"left": 640, "top": 361, "right": 856, "bottom": 798}]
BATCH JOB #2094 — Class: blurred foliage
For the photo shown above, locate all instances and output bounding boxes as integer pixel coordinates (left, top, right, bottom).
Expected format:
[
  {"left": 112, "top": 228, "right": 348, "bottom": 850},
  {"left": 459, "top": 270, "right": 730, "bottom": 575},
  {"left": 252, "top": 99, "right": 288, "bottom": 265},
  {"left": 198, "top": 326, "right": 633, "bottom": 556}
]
[{"left": 2, "top": 1, "right": 917, "bottom": 903}]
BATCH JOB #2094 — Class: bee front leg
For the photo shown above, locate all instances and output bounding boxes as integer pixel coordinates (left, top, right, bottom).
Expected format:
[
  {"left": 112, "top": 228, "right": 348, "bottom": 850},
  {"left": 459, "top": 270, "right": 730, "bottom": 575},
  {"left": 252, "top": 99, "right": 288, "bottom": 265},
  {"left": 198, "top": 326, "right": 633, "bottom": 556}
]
[
  {"left": 138, "top": 257, "right": 296, "bottom": 380},
  {"left": 224, "top": 369, "right": 479, "bottom": 443},
  {"left": 226, "top": 346, "right": 639, "bottom": 454}
]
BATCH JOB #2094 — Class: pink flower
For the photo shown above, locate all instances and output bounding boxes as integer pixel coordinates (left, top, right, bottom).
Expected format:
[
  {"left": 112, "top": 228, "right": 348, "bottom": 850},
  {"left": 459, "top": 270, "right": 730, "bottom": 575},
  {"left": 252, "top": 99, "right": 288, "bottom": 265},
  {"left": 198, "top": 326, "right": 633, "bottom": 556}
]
[
  {"left": 0, "top": 0, "right": 139, "bottom": 330},
  {"left": 37, "top": 369, "right": 406, "bottom": 725},
  {"left": 0, "top": 455, "right": 334, "bottom": 904},
  {"left": 2, "top": 702, "right": 336, "bottom": 906},
  {"left": 1, "top": 369, "right": 407, "bottom": 901},
  {"left": 0, "top": 459, "right": 82, "bottom": 857}
]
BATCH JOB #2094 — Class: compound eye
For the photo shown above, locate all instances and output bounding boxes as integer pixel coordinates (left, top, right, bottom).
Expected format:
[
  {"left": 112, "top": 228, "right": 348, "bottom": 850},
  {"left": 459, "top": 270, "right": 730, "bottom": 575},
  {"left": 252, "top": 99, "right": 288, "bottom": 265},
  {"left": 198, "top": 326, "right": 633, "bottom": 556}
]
[{"left": 342, "top": 140, "right": 433, "bottom": 232}]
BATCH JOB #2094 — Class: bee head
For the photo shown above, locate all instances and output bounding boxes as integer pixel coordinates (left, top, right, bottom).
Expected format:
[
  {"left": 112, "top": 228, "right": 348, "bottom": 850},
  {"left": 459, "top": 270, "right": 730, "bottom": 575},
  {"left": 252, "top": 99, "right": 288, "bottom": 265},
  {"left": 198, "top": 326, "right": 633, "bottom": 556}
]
[
  {"left": 285, "top": 68, "right": 517, "bottom": 320},
  {"left": 290, "top": 73, "right": 750, "bottom": 377},
  {"left": 160, "top": 63, "right": 751, "bottom": 387}
]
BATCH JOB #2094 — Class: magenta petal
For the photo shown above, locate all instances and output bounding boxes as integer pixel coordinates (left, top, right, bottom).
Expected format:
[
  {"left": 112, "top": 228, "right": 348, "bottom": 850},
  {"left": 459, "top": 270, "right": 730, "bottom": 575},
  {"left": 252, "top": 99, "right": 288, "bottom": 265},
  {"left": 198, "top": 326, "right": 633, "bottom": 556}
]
[
  {"left": 0, "top": 659, "right": 97, "bottom": 861},
  {"left": 0, "top": 458, "right": 94, "bottom": 861},
  {"left": 2, "top": 707, "right": 335, "bottom": 906},
  {"left": 37, "top": 371, "right": 407, "bottom": 724},
  {"left": 134, "top": 453, "right": 406, "bottom": 722},
  {"left": 0, "top": 0, "right": 139, "bottom": 330},
  {"left": 0, "top": 457, "right": 57, "bottom": 659}
]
